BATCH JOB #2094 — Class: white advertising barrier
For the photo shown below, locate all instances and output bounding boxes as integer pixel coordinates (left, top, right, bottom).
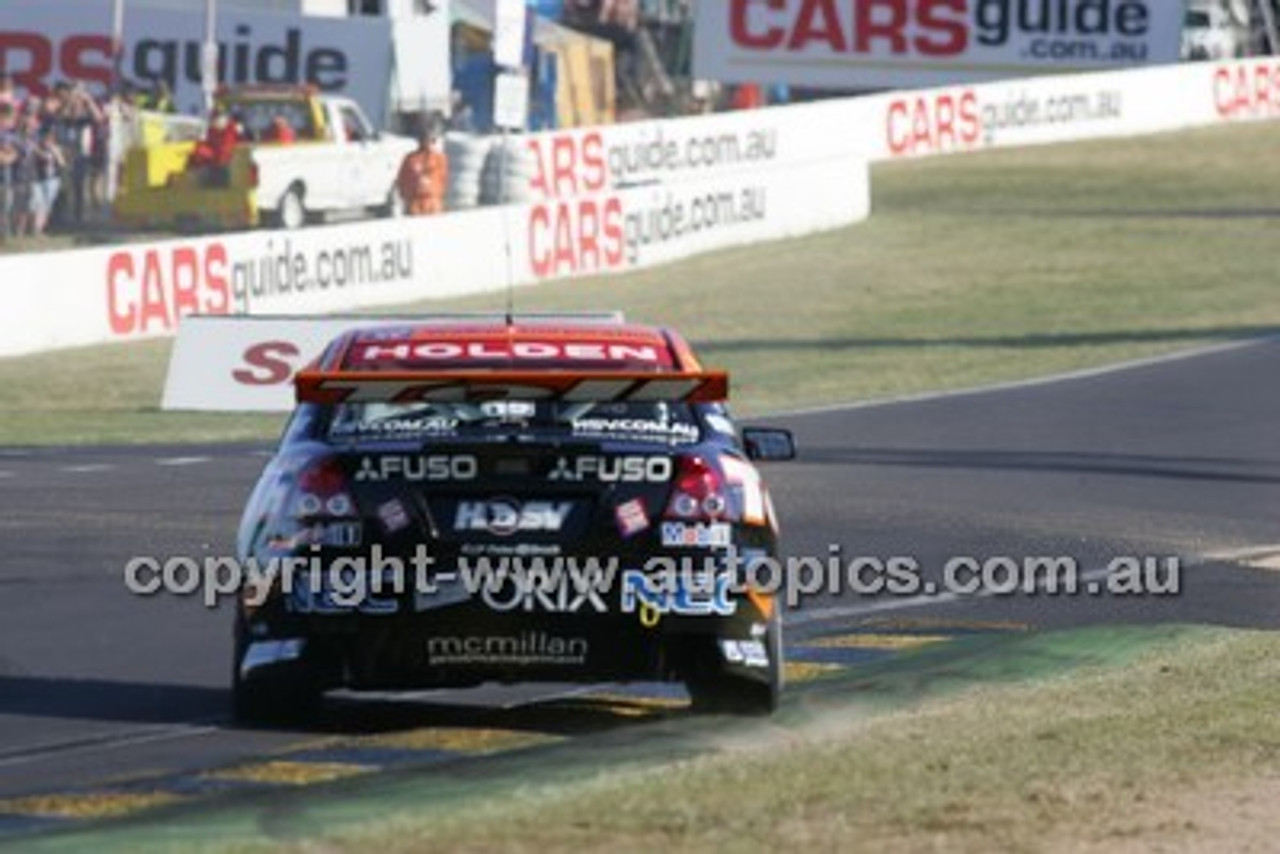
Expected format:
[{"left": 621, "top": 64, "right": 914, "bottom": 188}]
[
  {"left": 694, "top": 0, "right": 1183, "bottom": 89},
  {"left": 857, "top": 57, "right": 1280, "bottom": 160},
  {"left": 524, "top": 99, "right": 863, "bottom": 204},
  {"left": 5, "top": 58, "right": 1279, "bottom": 366},
  {"left": 0, "top": 96, "right": 869, "bottom": 360},
  {"left": 162, "top": 153, "right": 870, "bottom": 411},
  {"left": 0, "top": 0, "right": 394, "bottom": 123},
  {"left": 0, "top": 206, "right": 518, "bottom": 359}
]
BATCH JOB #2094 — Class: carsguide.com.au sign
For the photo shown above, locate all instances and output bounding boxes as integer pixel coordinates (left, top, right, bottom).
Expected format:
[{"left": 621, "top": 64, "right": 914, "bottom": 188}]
[
  {"left": 0, "top": 0, "right": 391, "bottom": 122},
  {"left": 694, "top": 0, "right": 1183, "bottom": 89}
]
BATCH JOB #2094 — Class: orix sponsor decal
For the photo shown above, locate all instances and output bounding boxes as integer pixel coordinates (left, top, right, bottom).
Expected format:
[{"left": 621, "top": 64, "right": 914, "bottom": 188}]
[
  {"left": 1213, "top": 61, "right": 1280, "bottom": 121},
  {"left": 454, "top": 499, "right": 574, "bottom": 536},
  {"left": 549, "top": 456, "right": 674, "bottom": 484},
  {"left": 354, "top": 455, "right": 478, "bottom": 483},
  {"left": 425, "top": 633, "right": 589, "bottom": 667}
]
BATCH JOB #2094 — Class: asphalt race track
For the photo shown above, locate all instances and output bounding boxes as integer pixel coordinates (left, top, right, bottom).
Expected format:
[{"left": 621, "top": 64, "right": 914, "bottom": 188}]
[{"left": 1, "top": 337, "right": 1278, "bottom": 840}]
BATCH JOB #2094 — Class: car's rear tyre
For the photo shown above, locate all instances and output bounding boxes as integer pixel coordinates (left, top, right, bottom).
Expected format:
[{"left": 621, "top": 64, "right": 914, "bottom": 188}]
[
  {"left": 231, "top": 613, "right": 322, "bottom": 726},
  {"left": 686, "top": 613, "right": 783, "bottom": 716}
]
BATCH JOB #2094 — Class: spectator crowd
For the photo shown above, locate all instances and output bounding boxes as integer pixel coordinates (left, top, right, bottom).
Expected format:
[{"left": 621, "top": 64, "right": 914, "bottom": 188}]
[{"left": 0, "top": 74, "right": 124, "bottom": 244}]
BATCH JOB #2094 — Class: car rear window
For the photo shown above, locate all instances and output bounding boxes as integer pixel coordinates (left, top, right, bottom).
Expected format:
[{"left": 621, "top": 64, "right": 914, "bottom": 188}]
[{"left": 324, "top": 401, "right": 701, "bottom": 444}]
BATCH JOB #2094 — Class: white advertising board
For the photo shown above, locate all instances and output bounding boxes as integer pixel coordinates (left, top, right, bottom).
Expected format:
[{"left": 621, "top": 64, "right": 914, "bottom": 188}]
[
  {"left": 694, "top": 0, "right": 1184, "bottom": 89},
  {"left": 0, "top": 0, "right": 394, "bottom": 124}
]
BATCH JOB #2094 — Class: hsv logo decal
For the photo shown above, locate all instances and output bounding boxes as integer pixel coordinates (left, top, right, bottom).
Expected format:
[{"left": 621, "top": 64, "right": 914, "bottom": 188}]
[
  {"left": 455, "top": 500, "right": 574, "bottom": 536},
  {"left": 549, "top": 456, "right": 674, "bottom": 483}
]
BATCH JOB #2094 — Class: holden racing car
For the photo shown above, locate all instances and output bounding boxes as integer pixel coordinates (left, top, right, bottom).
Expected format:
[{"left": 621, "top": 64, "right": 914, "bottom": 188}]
[{"left": 233, "top": 315, "right": 796, "bottom": 721}]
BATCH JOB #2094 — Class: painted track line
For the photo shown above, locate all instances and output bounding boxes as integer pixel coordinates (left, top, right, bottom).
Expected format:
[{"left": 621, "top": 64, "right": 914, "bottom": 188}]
[
  {"left": 0, "top": 721, "right": 223, "bottom": 770},
  {"left": 767, "top": 336, "right": 1276, "bottom": 420},
  {"left": 57, "top": 464, "right": 114, "bottom": 474},
  {"left": 154, "top": 457, "right": 212, "bottom": 467},
  {"left": 789, "top": 566, "right": 1113, "bottom": 628}
]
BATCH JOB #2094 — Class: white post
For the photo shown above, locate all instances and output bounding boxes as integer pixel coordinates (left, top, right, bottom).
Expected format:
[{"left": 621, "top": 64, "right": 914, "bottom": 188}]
[
  {"left": 105, "top": 0, "right": 124, "bottom": 204},
  {"left": 202, "top": 0, "right": 218, "bottom": 115},
  {"left": 1260, "top": 0, "right": 1280, "bottom": 55}
]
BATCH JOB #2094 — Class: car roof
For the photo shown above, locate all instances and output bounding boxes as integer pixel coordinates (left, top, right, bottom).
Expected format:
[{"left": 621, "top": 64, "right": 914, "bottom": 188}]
[{"left": 320, "top": 320, "right": 705, "bottom": 375}]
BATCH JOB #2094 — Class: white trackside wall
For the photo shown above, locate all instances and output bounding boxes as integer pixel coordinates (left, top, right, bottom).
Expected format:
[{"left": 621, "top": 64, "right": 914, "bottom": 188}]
[{"left": 0, "top": 58, "right": 1277, "bottom": 409}]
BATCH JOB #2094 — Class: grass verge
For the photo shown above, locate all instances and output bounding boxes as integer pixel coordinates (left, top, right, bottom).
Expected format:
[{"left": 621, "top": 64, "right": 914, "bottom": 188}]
[
  {"left": 264, "top": 627, "right": 1280, "bottom": 854},
  {"left": 2, "top": 120, "right": 1280, "bottom": 444}
]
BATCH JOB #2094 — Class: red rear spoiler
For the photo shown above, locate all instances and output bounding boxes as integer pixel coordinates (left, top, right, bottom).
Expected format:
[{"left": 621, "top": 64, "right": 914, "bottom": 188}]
[{"left": 294, "top": 370, "right": 729, "bottom": 405}]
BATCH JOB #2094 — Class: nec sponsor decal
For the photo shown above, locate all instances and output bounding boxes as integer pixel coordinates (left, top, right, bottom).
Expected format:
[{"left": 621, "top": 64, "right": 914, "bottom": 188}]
[
  {"left": 727, "top": 1, "right": 1153, "bottom": 57},
  {"left": 355, "top": 456, "right": 478, "bottom": 483},
  {"left": 621, "top": 569, "right": 737, "bottom": 617},
  {"left": 549, "top": 456, "right": 673, "bottom": 483},
  {"left": 454, "top": 500, "right": 574, "bottom": 536}
]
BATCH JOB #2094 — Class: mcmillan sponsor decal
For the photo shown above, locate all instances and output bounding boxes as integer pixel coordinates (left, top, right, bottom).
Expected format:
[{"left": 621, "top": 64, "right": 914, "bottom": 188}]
[{"left": 425, "top": 632, "right": 589, "bottom": 666}]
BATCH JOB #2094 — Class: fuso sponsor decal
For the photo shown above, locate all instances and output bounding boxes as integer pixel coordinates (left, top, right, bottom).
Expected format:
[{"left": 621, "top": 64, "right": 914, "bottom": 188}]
[
  {"left": 454, "top": 500, "right": 573, "bottom": 536},
  {"left": 549, "top": 456, "right": 674, "bottom": 483},
  {"left": 1213, "top": 62, "right": 1280, "bottom": 121},
  {"left": 106, "top": 244, "right": 232, "bottom": 337},
  {"left": 355, "top": 456, "right": 478, "bottom": 483}
]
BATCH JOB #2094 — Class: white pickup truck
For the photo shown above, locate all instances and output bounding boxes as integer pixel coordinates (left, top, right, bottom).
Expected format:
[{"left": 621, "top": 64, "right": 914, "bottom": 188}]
[{"left": 115, "top": 87, "right": 417, "bottom": 231}]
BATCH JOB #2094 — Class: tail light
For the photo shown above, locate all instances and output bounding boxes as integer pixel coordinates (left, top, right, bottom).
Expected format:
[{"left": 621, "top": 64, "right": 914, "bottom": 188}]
[
  {"left": 666, "top": 455, "right": 729, "bottom": 521},
  {"left": 294, "top": 456, "right": 356, "bottom": 519}
]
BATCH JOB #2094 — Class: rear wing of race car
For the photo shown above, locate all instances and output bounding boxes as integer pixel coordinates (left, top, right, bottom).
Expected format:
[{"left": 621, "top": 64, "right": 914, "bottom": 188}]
[{"left": 294, "top": 370, "right": 729, "bottom": 405}]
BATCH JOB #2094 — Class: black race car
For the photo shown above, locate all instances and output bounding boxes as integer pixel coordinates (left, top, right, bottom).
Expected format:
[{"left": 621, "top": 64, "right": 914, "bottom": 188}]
[{"left": 232, "top": 316, "right": 796, "bottom": 721}]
